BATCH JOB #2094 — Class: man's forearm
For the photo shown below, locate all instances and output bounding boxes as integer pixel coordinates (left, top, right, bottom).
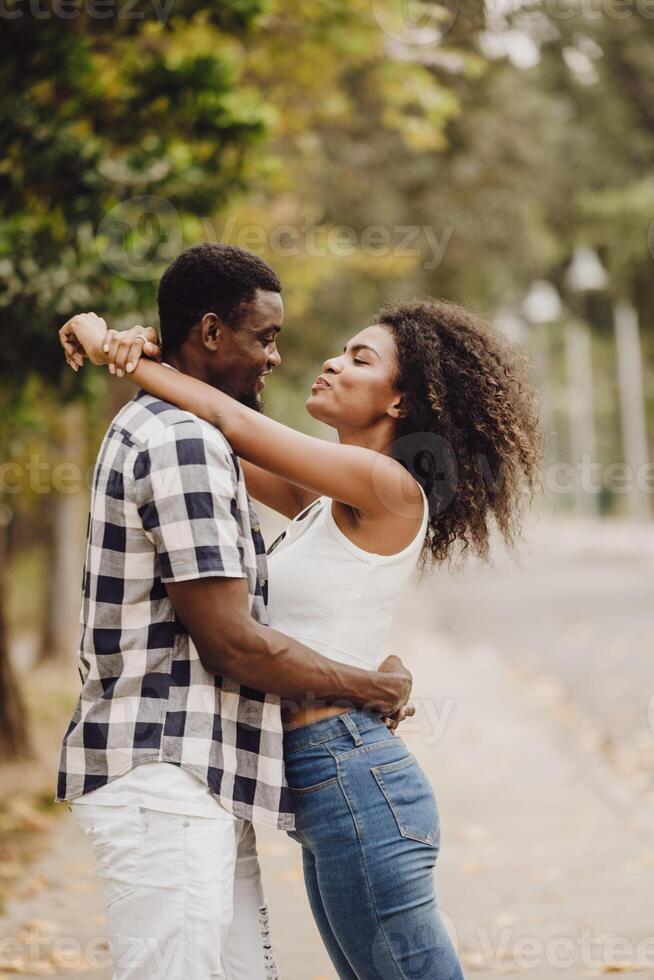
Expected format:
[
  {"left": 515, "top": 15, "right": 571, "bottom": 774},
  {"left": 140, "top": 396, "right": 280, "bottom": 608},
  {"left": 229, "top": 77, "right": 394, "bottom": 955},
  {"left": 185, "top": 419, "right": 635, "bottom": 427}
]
[
  {"left": 166, "top": 576, "right": 410, "bottom": 714},
  {"left": 220, "top": 623, "right": 407, "bottom": 715}
]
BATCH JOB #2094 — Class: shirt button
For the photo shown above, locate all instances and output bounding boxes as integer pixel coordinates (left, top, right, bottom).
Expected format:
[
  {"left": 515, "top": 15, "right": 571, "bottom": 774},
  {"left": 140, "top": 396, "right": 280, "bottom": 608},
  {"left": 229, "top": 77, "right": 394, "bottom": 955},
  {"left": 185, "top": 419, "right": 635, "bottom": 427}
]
[
  {"left": 252, "top": 523, "right": 261, "bottom": 533},
  {"left": 182, "top": 819, "right": 190, "bottom": 828},
  {"left": 259, "top": 577, "right": 266, "bottom": 588}
]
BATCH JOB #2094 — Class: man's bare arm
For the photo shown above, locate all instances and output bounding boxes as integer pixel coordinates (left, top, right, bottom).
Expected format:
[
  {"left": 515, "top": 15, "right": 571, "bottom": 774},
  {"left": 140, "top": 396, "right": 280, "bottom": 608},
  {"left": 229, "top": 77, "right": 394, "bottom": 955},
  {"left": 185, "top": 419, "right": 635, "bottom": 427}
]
[{"left": 166, "top": 576, "right": 411, "bottom": 715}]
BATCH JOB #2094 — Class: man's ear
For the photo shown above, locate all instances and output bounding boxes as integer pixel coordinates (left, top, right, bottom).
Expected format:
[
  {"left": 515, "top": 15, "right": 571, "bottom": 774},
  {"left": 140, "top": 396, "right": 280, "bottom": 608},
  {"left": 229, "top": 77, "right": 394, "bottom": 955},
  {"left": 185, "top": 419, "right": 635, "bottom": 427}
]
[
  {"left": 388, "top": 393, "right": 408, "bottom": 420},
  {"left": 200, "top": 312, "right": 223, "bottom": 351}
]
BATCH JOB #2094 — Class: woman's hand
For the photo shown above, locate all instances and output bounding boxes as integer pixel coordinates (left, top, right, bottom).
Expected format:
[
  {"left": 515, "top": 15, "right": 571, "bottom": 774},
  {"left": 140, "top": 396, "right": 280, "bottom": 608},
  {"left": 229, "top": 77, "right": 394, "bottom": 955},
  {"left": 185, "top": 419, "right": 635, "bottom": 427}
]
[
  {"left": 59, "top": 312, "right": 109, "bottom": 370},
  {"left": 59, "top": 314, "right": 161, "bottom": 376},
  {"left": 103, "top": 325, "right": 161, "bottom": 377}
]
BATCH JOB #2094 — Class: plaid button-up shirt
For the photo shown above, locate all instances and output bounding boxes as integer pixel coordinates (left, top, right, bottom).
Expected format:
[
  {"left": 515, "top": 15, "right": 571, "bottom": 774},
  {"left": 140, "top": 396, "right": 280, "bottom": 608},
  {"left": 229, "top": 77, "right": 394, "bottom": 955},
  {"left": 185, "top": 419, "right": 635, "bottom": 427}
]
[{"left": 57, "top": 390, "right": 294, "bottom": 830}]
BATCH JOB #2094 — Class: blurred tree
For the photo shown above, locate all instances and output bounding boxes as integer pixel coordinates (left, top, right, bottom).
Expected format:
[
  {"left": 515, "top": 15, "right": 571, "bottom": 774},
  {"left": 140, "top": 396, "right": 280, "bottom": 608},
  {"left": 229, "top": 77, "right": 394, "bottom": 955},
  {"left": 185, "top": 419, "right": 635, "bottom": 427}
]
[
  {"left": 0, "top": 0, "right": 274, "bottom": 756},
  {"left": 38, "top": 404, "right": 88, "bottom": 664},
  {"left": 510, "top": 7, "right": 654, "bottom": 510},
  {"left": 223, "top": 3, "right": 654, "bottom": 490},
  {"left": 0, "top": 511, "right": 30, "bottom": 757},
  {"left": 0, "top": 1, "right": 273, "bottom": 384},
  {"left": 534, "top": 7, "right": 654, "bottom": 294},
  {"left": 205, "top": 0, "right": 487, "bottom": 421}
]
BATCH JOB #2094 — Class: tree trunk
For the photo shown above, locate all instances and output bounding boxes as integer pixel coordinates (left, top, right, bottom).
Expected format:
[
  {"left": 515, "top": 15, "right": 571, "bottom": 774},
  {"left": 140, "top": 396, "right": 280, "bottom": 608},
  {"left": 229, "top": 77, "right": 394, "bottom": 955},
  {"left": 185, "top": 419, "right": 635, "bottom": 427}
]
[
  {"left": 39, "top": 403, "right": 88, "bottom": 663},
  {"left": 0, "top": 513, "right": 32, "bottom": 759}
]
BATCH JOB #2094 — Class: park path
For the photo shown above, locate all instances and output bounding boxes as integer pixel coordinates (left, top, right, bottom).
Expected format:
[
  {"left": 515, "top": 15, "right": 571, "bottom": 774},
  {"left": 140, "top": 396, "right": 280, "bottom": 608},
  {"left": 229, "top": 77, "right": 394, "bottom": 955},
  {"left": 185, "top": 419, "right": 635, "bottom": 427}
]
[{"left": 2, "top": 519, "right": 653, "bottom": 978}]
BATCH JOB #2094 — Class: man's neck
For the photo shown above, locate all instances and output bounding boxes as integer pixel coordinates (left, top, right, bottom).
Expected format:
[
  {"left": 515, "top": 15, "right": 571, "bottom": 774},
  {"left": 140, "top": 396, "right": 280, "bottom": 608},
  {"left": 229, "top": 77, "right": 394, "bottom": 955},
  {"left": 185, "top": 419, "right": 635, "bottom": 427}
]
[{"left": 165, "top": 347, "right": 210, "bottom": 384}]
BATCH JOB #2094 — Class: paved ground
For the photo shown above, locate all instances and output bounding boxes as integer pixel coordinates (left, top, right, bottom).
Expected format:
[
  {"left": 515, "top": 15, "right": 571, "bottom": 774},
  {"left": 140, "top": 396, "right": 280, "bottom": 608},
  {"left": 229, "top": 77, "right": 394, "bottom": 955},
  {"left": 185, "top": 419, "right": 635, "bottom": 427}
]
[
  {"left": 425, "top": 516, "right": 654, "bottom": 807},
  {"left": 2, "top": 517, "right": 653, "bottom": 978}
]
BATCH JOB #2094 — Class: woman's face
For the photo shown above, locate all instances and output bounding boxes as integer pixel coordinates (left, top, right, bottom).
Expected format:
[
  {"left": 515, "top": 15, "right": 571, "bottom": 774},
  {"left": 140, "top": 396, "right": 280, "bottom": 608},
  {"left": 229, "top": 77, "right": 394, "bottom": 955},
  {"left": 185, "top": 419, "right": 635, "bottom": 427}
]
[{"left": 306, "top": 323, "right": 404, "bottom": 430}]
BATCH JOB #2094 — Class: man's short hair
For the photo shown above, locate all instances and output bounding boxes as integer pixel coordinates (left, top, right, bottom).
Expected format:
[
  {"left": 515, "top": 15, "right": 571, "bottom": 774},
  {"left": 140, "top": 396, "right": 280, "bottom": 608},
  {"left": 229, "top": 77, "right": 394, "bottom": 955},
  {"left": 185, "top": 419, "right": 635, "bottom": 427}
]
[{"left": 157, "top": 243, "right": 282, "bottom": 354}]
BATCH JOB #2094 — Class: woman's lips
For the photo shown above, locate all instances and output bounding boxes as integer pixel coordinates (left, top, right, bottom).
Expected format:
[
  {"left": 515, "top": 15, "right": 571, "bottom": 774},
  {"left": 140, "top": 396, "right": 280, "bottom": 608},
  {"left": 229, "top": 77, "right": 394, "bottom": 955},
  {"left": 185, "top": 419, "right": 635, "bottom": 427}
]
[{"left": 311, "top": 376, "right": 330, "bottom": 390}]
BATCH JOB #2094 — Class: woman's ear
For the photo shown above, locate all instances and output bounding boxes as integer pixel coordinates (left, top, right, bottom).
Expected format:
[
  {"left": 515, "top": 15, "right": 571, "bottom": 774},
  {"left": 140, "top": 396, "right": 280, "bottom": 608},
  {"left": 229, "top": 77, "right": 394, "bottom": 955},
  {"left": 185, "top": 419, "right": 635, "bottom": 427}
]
[
  {"left": 388, "top": 394, "right": 408, "bottom": 420},
  {"left": 200, "top": 312, "right": 222, "bottom": 351}
]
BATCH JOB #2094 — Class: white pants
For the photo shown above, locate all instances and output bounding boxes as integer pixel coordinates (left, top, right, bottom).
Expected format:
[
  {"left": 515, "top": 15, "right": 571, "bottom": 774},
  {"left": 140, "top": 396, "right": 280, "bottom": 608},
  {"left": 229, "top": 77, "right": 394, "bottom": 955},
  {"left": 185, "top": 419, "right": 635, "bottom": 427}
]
[{"left": 70, "top": 775, "right": 277, "bottom": 979}]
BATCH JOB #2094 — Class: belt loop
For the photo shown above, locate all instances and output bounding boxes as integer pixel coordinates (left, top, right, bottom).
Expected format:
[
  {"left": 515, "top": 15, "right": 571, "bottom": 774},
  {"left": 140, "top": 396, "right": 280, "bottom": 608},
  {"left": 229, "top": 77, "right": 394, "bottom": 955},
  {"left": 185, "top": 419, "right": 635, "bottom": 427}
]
[{"left": 341, "top": 712, "right": 362, "bottom": 747}]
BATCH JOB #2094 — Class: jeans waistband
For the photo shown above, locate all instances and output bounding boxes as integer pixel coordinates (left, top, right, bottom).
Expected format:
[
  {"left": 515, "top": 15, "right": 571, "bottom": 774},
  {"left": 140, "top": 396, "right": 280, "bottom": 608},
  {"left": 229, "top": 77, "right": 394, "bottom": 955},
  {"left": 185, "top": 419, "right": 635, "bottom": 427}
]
[{"left": 283, "top": 708, "right": 385, "bottom": 756}]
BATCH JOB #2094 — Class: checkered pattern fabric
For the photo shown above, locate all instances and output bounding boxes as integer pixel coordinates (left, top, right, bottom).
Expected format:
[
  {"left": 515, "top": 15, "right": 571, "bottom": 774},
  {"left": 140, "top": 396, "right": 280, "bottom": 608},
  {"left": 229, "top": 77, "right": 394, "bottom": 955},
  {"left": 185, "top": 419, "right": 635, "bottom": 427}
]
[{"left": 57, "top": 390, "right": 294, "bottom": 831}]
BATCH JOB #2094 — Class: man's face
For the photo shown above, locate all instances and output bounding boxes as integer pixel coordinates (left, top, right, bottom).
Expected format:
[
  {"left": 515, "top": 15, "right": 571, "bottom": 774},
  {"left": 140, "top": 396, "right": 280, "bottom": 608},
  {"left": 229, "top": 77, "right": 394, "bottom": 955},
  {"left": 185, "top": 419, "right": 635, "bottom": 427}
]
[{"left": 210, "top": 289, "right": 283, "bottom": 410}]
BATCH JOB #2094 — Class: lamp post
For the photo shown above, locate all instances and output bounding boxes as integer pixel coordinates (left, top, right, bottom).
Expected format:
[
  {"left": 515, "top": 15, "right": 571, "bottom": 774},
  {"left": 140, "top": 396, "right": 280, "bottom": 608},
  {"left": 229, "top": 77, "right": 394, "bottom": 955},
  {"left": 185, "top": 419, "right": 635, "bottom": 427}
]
[
  {"left": 613, "top": 300, "right": 650, "bottom": 521},
  {"left": 563, "top": 250, "right": 604, "bottom": 518},
  {"left": 566, "top": 248, "right": 650, "bottom": 521},
  {"left": 497, "top": 306, "right": 559, "bottom": 479},
  {"left": 504, "top": 295, "right": 557, "bottom": 507}
]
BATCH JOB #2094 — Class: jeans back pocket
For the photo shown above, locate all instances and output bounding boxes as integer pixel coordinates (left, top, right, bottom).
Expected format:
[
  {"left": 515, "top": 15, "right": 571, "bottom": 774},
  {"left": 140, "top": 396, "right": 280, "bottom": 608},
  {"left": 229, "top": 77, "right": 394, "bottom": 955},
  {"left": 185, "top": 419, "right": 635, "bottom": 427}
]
[{"left": 371, "top": 755, "right": 440, "bottom": 846}]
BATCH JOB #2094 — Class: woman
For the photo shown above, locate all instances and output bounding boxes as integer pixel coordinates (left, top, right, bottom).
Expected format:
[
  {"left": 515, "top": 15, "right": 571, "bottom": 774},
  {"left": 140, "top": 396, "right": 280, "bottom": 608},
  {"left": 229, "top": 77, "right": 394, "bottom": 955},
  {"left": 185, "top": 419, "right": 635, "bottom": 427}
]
[{"left": 62, "top": 299, "right": 541, "bottom": 979}]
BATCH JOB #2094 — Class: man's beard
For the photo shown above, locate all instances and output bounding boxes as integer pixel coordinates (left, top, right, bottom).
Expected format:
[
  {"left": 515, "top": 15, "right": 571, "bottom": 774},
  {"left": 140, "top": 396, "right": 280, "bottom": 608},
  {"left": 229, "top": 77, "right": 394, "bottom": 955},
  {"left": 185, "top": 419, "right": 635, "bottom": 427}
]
[
  {"left": 219, "top": 378, "right": 263, "bottom": 413},
  {"left": 239, "top": 388, "right": 263, "bottom": 413}
]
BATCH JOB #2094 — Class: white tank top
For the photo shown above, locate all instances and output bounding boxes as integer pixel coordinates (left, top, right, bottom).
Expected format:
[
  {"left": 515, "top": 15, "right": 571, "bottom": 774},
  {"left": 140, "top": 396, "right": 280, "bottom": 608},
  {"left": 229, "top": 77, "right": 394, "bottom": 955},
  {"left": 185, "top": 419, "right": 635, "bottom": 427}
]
[{"left": 266, "top": 486, "right": 429, "bottom": 671}]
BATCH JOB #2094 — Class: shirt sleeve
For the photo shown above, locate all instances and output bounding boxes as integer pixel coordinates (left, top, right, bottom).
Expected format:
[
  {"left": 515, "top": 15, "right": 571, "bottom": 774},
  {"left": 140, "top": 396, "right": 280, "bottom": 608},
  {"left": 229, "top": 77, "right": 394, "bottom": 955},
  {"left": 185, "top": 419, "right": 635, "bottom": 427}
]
[{"left": 131, "top": 419, "right": 246, "bottom": 583}]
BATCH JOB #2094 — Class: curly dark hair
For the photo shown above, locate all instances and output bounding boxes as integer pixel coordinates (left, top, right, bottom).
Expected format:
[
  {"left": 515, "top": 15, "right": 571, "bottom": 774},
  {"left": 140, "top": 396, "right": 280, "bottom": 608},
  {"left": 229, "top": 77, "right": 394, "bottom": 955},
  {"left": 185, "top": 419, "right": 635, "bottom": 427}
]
[
  {"left": 377, "top": 298, "right": 542, "bottom": 567},
  {"left": 158, "top": 243, "right": 282, "bottom": 356}
]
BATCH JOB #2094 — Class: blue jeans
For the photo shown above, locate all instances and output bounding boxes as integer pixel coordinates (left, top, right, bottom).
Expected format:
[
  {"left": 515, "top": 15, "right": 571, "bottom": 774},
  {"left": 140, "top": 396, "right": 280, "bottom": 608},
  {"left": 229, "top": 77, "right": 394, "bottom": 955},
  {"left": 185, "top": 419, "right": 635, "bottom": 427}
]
[{"left": 284, "top": 709, "right": 464, "bottom": 979}]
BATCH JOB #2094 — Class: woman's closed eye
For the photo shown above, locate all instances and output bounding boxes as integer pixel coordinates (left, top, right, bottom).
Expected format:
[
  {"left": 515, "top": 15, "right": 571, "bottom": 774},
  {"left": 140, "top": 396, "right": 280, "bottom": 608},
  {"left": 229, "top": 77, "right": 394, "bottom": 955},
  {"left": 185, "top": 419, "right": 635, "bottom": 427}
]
[{"left": 353, "top": 357, "right": 369, "bottom": 366}]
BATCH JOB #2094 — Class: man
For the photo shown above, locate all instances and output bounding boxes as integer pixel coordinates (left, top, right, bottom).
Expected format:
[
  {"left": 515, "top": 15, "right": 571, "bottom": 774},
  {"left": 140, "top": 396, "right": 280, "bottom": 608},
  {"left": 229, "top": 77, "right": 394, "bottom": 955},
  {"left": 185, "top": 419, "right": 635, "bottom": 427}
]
[{"left": 57, "top": 243, "right": 411, "bottom": 980}]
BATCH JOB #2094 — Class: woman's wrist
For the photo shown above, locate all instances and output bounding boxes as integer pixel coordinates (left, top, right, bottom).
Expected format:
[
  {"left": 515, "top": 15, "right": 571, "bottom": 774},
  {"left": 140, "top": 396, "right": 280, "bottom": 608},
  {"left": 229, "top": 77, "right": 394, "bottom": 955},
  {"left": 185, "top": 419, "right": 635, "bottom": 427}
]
[{"left": 102, "top": 325, "right": 161, "bottom": 377}]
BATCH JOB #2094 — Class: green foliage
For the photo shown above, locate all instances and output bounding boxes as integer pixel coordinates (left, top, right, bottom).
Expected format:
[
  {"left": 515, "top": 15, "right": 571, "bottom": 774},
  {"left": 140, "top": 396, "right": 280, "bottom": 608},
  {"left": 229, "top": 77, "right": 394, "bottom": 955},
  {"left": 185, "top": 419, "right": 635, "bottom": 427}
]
[
  {"left": 1, "top": 0, "right": 652, "bottom": 470},
  {"left": 0, "top": 2, "right": 271, "bottom": 392}
]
